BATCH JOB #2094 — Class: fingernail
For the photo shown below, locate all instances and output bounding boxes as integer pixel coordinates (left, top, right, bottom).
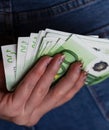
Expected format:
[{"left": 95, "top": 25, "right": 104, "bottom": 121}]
[
  {"left": 78, "top": 59, "right": 83, "bottom": 64},
  {"left": 79, "top": 62, "right": 83, "bottom": 68},
  {"left": 72, "top": 62, "right": 83, "bottom": 73},
  {"left": 84, "top": 71, "right": 88, "bottom": 76},
  {"left": 77, "top": 61, "right": 83, "bottom": 69},
  {"left": 58, "top": 55, "right": 65, "bottom": 64},
  {"left": 83, "top": 71, "right": 88, "bottom": 80}
]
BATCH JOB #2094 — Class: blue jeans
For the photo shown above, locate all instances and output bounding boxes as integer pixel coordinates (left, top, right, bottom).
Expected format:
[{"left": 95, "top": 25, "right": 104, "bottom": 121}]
[{"left": 0, "top": 0, "right": 109, "bottom": 130}]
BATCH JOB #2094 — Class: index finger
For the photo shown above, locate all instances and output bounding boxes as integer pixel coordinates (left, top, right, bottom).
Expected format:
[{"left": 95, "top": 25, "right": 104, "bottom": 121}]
[{"left": 12, "top": 56, "right": 52, "bottom": 105}]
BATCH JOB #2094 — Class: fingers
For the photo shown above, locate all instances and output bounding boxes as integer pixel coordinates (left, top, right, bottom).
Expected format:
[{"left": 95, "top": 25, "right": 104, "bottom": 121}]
[
  {"left": 37, "top": 62, "right": 85, "bottom": 114},
  {"left": 0, "top": 57, "right": 87, "bottom": 127},
  {"left": 25, "top": 54, "right": 65, "bottom": 111},
  {"left": 12, "top": 56, "right": 52, "bottom": 105},
  {"left": 28, "top": 71, "right": 86, "bottom": 126},
  {"left": 54, "top": 71, "right": 87, "bottom": 108}
]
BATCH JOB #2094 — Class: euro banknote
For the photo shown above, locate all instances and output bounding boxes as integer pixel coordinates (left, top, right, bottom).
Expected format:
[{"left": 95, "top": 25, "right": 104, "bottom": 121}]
[{"left": 1, "top": 29, "right": 109, "bottom": 91}]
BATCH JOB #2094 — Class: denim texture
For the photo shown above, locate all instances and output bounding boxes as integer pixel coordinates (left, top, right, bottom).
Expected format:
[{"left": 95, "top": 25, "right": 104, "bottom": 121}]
[{"left": 0, "top": 0, "right": 109, "bottom": 130}]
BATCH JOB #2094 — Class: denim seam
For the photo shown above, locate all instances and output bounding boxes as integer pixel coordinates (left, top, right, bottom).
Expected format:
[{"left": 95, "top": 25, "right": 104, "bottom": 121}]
[
  {"left": 13, "top": 0, "right": 97, "bottom": 20},
  {"left": 87, "top": 86, "right": 109, "bottom": 121},
  {"left": 48, "top": 0, "right": 96, "bottom": 16},
  {"left": 44, "top": 0, "right": 97, "bottom": 18},
  {"left": 13, "top": 0, "right": 96, "bottom": 13}
]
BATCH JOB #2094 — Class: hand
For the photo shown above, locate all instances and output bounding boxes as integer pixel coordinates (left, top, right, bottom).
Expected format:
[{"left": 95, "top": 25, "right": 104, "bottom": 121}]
[{"left": 0, "top": 54, "right": 86, "bottom": 126}]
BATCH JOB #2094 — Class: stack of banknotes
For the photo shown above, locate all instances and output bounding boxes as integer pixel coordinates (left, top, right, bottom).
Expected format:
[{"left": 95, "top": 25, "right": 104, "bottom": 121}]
[{"left": 1, "top": 28, "right": 109, "bottom": 91}]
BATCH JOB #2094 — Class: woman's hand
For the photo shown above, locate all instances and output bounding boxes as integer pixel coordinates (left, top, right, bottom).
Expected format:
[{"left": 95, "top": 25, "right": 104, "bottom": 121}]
[{"left": 0, "top": 54, "right": 86, "bottom": 126}]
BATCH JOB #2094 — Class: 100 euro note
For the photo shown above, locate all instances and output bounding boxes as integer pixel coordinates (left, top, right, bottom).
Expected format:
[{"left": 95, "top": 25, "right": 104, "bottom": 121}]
[
  {"left": 16, "top": 37, "right": 29, "bottom": 83},
  {"left": 48, "top": 35, "right": 109, "bottom": 86},
  {"left": 75, "top": 34, "right": 109, "bottom": 56},
  {"left": 34, "top": 29, "right": 72, "bottom": 61},
  {"left": 25, "top": 33, "right": 38, "bottom": 70},
  {"left": 1, "top": 29, "right": 109, "bottom": 91},
  {"left": 1, "top": 44, "right": 17, "bottom": 91},
  {"left": 36, "top": 37, "right": 59, "bottom": 58}
]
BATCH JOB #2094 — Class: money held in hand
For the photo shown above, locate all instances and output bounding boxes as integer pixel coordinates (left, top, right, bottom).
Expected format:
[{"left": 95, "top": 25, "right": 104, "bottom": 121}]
[{"left": 1, "top": 29, "right": 109, "bottom": 91}]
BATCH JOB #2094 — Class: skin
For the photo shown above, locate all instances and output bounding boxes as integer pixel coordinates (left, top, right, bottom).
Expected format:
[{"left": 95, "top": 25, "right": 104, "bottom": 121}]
[{"left": 0, "top": 54, "right": 87, "bottom": 126}]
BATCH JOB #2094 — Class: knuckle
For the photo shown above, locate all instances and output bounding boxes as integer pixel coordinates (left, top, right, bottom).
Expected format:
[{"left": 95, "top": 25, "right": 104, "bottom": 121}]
[
  {"left": 49, "top": 65, "right": 59, "bottom": 75},
  {"left": 33, "top": 57, "right": 52, "bottom": 76},
  {"left": 51, "top": 89, "right": 64, "bottom": 103},
  {"left": 62, "top": 75, "right": 75, "bottom": 86},
  {"left": 11, "top": 114, "right": 30, "bottom": 126},
  {"left": 65, "top": 93, "right": 73, "bottom": 101},
  {"left": 56, "top": 90, "right": 65, "bottom": 99},
  {"left": 45, "top": 70, "right": 57, "bottom": 82},
  {"left": 26, "top": 114, "right": 41, "bottom": 127},
  {"left": 8, "top": 103, "right": 23, "bottom": 117},
  {"left": 64, "top": 90, "right": 78, "bottom": 102},
  {"left": 26, "top": 120, "right": 37, "bottom": 127},
  {"left": 47, "top": 61, "right": 61, "bottom": 77},
  {"left": 73, "top": 84, "right": 82, "bottom": 93},
  {"left": 34, "top": 65, "right": 45, "bottom": 76},
  {"left": 36, "top": 86, "right": 47, "bottom": 98},
  {"left": 65, "top": 71, "right": 80, "bottom": 84}
]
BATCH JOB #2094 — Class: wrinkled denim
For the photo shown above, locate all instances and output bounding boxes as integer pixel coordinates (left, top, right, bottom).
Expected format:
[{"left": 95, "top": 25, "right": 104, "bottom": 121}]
[{"left": 0, "top": 0, "right": 109, "bottom": 130}]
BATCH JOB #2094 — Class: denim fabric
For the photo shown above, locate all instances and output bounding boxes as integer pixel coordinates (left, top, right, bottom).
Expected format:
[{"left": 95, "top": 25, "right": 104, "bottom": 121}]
[
  {"left": 0, "top": 0, "right": 109, "bottom": 130},
  {"left": 0, "top": 119, "right": 33, "bottom": 130},
  {"left": 12, "top": 0, "right": 69, "bottom": 12},
  {"left": 36, "top": 83, "right": 109, "bottom": 130}
]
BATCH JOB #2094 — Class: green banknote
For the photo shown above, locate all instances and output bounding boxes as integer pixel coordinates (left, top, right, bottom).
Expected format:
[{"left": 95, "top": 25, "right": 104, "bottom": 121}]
[
  {"left": 48, "top": 36, "right": 109, "bottom": 85},
  {"left": 1, "top": 28, "right": 109, "bottom": 91},
  {"left": 25, "top": 33, "right": 38, "bottom": 70},
  {"left": 16, "top": 37, "right": 29, "bottom": 83},
  {"left": 1, "top": 44, "right": 17, "bottom": 91}
]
